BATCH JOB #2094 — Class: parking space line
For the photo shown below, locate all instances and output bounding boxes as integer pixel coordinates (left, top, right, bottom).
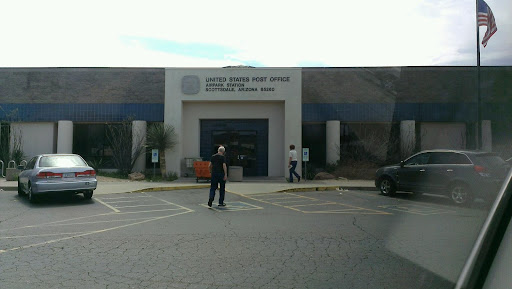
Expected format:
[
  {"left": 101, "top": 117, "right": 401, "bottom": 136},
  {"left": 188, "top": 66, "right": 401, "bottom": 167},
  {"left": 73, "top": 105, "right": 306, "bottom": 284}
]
[
  {"left": 98, "top": 195, "right": 153, "bottom": 200},
  {"left": 248, "top": 192, "right": 283, "bottom": 197},
  {"left": 258, "top": 196, "right": 307, "bottom": 201},
  {"left": 377, "top": 204, "right": 455, "bottom": 215},
  {"left": 13, "top": 217, "right": 159, "bottom": 228},
  {"left": 96, "top": 198, "right": 121, "bottom": 213},
  {"left": 229, "top": 191, "right": 390, "bottom": 215},
  {"left": 0, "top": 232, "right": 89, "bottom": 239},
  {"left": 147, "top": 194, "right": 194, "bottom": 212},
  {"left": 104, "top": 199, "right": 150, "bottom": 204},
  {"left": 0, "top": 192, "right": 197, "bottom": 254},
  {"left": 114, "top": 204, "right": 172, "bottom": 209},
  {"left": 303, "top": 209, "right": 386, "bottom": 214},
  {"left": 200, "top": 201, "right": 263, "bottom": 212},
  {"left": 272, "top": 199, "right": 314, "bottom": 204},
  {"left": 289, "top": 202, "right": 336, "bottom": 207},
  {"left": 0, "top": 210, "right": 193, "bottom": 255}
]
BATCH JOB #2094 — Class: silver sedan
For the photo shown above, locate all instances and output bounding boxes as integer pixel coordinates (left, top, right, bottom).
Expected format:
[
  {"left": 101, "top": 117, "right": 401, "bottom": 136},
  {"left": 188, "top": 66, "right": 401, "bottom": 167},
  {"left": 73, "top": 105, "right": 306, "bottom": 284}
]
[{"left": 17, "top": 154, "right": 98, "bottom": 203}]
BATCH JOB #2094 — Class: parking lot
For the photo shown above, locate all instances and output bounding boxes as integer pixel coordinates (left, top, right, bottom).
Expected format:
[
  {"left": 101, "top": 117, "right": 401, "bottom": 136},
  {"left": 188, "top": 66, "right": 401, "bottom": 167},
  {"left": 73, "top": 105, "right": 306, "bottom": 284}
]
[{"left": 0, "top": 188, "right": 491, "bottom": 288}]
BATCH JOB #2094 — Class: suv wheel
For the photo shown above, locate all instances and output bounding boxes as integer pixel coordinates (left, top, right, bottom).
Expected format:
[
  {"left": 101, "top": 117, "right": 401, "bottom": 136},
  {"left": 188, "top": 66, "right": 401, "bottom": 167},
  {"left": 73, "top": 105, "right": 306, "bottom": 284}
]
[
  {"left": 450, "top": 183, "right": 472, "bottom": 205},
  {"left": 379, "top": 177, "right": 396, "bottom": 196}
]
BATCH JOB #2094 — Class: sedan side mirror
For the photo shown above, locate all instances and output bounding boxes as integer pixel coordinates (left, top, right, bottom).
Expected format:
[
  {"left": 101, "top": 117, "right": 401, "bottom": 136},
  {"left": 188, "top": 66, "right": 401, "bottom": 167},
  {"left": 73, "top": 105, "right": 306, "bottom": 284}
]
[{"left": 400, "top": 161, "right": 405, "bottom": 168}]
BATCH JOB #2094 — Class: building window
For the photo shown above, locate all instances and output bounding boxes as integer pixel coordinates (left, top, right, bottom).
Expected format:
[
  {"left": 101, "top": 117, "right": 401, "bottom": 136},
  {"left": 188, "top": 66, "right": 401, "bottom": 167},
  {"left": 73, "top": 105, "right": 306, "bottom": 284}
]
[{"left": 73, "top": 124, "right": 116, "bottom": 169}]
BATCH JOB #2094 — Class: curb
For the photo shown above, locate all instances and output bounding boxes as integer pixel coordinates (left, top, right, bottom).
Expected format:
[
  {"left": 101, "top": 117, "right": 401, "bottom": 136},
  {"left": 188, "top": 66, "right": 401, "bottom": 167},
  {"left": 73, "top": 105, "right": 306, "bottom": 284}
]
[
  {"left": 278, "top": 186, "right": 378, "bottom": 193},
  {"left": 1, "top": 185, "right": 377, "bottom": 194}
]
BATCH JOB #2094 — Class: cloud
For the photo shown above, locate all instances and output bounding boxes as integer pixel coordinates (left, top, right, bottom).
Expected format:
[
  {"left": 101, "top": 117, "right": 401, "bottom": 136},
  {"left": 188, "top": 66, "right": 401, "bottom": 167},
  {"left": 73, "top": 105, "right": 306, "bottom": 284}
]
[{"left": 0, "top": 0, "right": 510, "bottom": 67}]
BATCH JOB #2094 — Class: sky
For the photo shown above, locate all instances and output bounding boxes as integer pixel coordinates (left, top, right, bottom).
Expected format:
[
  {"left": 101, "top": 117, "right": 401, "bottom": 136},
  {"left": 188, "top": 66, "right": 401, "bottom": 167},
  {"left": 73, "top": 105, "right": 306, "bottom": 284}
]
[{"left": 0, "top": 0, "right": 510, "bottom": 68}]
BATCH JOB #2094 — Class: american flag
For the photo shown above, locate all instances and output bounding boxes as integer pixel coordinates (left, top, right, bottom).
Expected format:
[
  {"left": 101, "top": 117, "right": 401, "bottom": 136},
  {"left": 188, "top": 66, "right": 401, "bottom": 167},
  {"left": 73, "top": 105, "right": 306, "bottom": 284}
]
[{"left": 478, "top": 0, "right": 497, "bottom": 47}]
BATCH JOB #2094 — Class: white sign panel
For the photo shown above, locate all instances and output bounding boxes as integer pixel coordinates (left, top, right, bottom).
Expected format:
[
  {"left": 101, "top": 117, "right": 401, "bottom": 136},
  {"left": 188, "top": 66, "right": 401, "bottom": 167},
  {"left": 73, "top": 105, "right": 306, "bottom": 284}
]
[
  {"left": 302, "top": 148, "right": 309, "bottom": 162},
  {"left": 152, "top": 149, "right": 159, "bottom": 163}
]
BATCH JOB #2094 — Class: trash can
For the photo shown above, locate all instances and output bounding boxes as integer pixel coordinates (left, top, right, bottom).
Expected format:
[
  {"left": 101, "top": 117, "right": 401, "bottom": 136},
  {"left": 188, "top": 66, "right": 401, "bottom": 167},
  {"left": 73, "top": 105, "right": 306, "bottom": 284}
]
[{"left": 228, "top": 166, "right": 243, "bottom": 182}]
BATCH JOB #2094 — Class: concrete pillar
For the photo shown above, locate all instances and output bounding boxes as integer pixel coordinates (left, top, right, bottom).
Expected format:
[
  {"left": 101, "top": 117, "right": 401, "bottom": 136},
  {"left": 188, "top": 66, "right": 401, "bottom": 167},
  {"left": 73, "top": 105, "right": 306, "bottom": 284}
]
[
  {"left": 482, "top": 120, "right": 492, "bottom": 152},
  {"left": 400, "top": 120, "right": 415, "bottom": 158},
  {"left": 57, "top": 120, "right": 73, "bottom": 154},
  {"left": 326, "top": 120, "right": 340, "bottom": 165},
  {"left": 132, "top": 120, "right": 147, "bottom": 172}
]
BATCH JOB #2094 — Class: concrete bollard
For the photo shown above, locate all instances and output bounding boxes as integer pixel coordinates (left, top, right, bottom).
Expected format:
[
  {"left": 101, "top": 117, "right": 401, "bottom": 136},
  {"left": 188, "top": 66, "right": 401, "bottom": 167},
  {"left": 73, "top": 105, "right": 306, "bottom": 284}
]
[
  {"left": 6, "top": 168, "right": 20, "bottom": 181},
  {"left": 228, "top": 166, "right": 243, "bottom": 182}
]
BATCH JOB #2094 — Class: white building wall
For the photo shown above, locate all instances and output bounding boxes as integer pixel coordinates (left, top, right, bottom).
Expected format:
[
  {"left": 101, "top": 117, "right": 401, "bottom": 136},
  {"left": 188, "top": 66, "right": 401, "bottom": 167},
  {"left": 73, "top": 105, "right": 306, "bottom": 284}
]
[
  {"left": 11, "top": 122, "right": 55, "bottom": 160},
  {"left": 420, "top": 122, "right": 466, "bottom": 150},
  {"left": 326, "top": 120, "right": 340, "bottom": 165},
  {"left": 165, "top": 68, "right": 301, "bottom": 177},
  {"left": 57, "top": 120, "right": 73, "bottom": 153}
]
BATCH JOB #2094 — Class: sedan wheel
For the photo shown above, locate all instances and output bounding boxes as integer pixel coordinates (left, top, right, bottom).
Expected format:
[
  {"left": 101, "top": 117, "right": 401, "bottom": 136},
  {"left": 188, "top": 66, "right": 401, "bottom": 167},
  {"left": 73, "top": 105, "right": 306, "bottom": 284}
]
[
  {"left": 451, "top": 183, "right": 472, "bottom": 205},
  {"left": 379, "top": 178, "right": 396, "bottom": 196},
  {"left": 28, "top": 184, "right": 36, "bottom": 203},
  {"left": 83, "top": 191, "right": 93, "bottom": 199},
  {"left": 17, "top": 180, "right": 25, "bottom": 196}
]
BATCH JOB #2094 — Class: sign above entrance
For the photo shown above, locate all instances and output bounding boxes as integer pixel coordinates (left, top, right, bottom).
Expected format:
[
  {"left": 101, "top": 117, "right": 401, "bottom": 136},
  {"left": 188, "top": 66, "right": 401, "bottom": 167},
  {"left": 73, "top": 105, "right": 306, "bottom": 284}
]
[
  {"left": 181, "top": 74, "right": 295, "bottom": 95},
  {"left": 205, "top": 76, "right": 291, "bottom": 93}
]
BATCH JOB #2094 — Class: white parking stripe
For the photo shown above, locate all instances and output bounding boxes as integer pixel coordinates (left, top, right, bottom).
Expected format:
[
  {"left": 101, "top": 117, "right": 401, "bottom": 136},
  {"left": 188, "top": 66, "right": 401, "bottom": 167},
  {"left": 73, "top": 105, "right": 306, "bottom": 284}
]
[
  {"left": 95, "top": 198, "right": 121, "bottom": 213},
  {"left": 0, "top": 232, "right": 89, "bottom": 239},
  {"left": 0, "top": 210, "right": 193, "bottom": 254},
  {"left": 98, "top": 195, "right": 152, "bottom": 200},
  {"left": 114, "top": 204, "right": 178, "bottom": 209}
]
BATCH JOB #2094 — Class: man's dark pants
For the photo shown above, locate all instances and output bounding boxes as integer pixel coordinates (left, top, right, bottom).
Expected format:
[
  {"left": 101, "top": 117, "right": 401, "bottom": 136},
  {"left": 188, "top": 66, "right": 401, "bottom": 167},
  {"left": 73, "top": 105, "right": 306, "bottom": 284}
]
[
  {"left": 289, "top": 161, "right": 300, "bottom": 182},
  {"left": 209, "top": 172, "right": 226, "bottom": 204}
]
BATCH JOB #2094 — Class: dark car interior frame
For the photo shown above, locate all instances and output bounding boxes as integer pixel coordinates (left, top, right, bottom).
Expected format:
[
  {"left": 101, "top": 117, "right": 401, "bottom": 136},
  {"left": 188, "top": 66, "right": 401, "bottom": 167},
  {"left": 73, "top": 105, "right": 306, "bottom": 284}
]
[{"left": 456, "top": 168, "right": 512, "bottom": 288}]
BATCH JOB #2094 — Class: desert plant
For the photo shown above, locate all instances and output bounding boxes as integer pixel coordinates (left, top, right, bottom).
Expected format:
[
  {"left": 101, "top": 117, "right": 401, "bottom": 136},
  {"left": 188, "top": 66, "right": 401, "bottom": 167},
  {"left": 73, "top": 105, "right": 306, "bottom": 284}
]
[
  {"left": 146, "top": 123, "right": 178, "bottom": 177},
  {"left": 165, "top": 171, "right": 178, "bottom": 181},
  {"left": 106, "top": 119, "right": 146, "bottom": 175},
  {"left": 87, "top": 157, "right": 104, "bottom": 172},
  {"left": 9, "top": 126, "right": 25, "bottom": 166},
  {"left": 0, "top": 107, "right": 23, "bottom": 174}
]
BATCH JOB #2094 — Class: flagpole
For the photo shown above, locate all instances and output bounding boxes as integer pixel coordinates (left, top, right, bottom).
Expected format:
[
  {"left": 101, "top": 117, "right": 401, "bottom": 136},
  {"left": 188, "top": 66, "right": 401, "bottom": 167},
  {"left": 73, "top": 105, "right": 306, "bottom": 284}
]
[{"left": 476, "top": 0, "right": 481, "bottom": 150}]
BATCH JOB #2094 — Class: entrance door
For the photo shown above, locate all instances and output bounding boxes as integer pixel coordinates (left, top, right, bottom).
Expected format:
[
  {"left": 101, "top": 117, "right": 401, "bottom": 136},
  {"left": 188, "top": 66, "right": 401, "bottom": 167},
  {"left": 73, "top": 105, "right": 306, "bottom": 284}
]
[
  {"left": 212, "top": 130, "right": 258, "bottom": 176},
  {"left": 200, "top": 120, "right": 268, "bottom": 176}
]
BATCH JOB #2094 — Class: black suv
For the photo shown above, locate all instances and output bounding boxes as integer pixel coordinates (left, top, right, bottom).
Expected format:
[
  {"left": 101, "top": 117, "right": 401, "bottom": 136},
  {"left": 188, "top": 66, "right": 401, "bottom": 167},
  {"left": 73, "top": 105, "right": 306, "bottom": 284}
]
[{"left": 375, "top": 150, "right": 510, "bottom": 205}]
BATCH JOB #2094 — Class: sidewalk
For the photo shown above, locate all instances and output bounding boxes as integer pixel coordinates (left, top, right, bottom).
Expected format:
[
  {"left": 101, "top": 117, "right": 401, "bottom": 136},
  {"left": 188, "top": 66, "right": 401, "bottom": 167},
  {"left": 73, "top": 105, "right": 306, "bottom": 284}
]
[{"left": 0, "top": 176, "right": 377, "bottom": 196}]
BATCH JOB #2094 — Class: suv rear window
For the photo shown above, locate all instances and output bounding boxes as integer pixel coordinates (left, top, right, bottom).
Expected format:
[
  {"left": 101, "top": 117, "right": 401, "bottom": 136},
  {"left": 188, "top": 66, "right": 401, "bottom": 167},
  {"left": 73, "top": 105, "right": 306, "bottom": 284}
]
[{"left": 39, "top": 155, "right": 88, "bottom": 167}]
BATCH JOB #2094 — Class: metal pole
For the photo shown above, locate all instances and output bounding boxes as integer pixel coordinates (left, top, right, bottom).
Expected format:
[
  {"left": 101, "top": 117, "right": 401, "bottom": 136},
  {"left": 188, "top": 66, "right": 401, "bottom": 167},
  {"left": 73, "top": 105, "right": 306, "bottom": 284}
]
[
  {"left": 305, "top": 161, "right": 307, "bottom": 182},
  {"left": 476, "top": 0, "right": 482, "bottom": 150}
]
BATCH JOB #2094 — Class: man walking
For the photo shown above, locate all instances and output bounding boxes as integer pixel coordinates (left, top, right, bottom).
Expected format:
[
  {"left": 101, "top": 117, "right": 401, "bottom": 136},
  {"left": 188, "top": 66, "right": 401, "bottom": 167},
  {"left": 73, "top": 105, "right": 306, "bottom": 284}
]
[
  {"left": 208, "top": 146, "right": 228, "bottom": 207},
  {"left": 288, "top": 144, "right": 301, "bottom": 183}
]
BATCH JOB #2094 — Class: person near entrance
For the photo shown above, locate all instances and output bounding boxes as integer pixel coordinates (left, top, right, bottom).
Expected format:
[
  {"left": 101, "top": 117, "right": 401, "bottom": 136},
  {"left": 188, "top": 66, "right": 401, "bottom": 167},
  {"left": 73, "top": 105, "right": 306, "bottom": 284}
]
[
  {"left": 288, "top": 144, "right": 301, "bottom": 182},
  {"left": 208, "top": 146, "right": 228, "bottom": 207}
]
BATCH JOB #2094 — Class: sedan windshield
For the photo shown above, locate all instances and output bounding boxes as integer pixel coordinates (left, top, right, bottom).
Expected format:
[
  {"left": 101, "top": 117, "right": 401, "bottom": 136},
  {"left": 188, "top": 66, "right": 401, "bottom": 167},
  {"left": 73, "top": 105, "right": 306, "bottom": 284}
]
[{"left": 39, "top": 155, "right": 88, "bottom": 168}]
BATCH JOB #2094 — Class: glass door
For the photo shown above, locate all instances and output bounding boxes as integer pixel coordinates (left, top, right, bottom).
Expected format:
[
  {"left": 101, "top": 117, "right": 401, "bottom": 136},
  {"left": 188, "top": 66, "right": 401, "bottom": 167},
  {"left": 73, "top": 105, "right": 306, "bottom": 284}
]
[{"left": 212, "top": 130, "right": 257, "bottom": 176}]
